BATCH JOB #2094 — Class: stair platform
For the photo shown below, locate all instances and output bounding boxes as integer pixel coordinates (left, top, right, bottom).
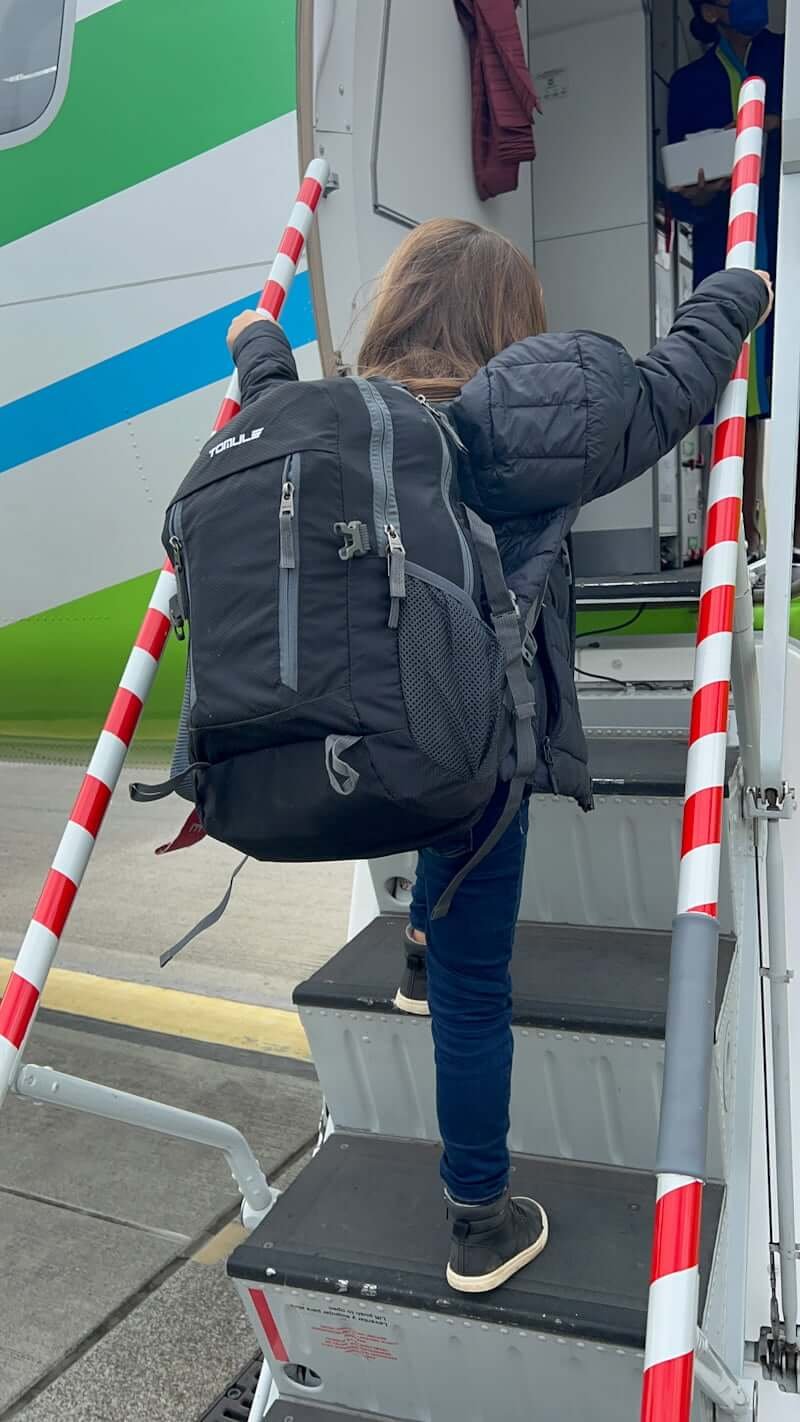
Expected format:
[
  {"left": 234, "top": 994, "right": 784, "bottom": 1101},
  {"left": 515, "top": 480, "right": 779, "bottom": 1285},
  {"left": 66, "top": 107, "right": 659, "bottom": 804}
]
[
  {"left": 231, "top": 1134, "right": 722, "bottom": 1347},
  {"left": 294, "top": 921, "right": 734, "bottom": 1173},
  {"left": 230, "top": 1135, "right": 723, "bottom": 1421},
  {"left": 355, "top": 735, "right": 741, "bottom": 932},
  {"left": 576, "top": 566, "right": 702, "bottom": 606},
  {"left": 295, "top": 918, "right": 734, "bottom": 1036},
  {"left": 521, "top": 734, "right": 740, "bottom": 931},
  {"left": 586, "top": 736, "right": 739, "bottom": 797}
]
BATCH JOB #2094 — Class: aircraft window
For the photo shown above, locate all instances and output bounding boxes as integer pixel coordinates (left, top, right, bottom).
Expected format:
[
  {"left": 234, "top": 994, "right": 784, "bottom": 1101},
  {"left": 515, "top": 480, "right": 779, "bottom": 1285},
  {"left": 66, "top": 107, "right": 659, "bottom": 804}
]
[{"left": 0, "top": 0, "right": 71, "bottom": 142}]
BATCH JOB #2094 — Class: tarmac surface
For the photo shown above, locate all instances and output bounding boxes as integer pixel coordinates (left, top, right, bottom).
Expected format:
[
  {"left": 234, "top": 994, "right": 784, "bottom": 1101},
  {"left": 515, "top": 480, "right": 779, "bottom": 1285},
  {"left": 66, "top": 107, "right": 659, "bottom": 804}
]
[
  {"left": 1, "top": 756, "right": 798, "bottom": 1420},
  {"left": 0, "top": 759, "right": 352, "bottom": 1419}
]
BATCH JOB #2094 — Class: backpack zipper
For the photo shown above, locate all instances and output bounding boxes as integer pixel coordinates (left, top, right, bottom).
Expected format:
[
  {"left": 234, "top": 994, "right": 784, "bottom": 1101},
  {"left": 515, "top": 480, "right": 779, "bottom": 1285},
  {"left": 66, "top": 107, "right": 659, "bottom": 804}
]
[
  {"left": 385, "top": 523, "right": 406, "bottom": 630},
  {"left": 279, "top": 477, "right": 296, "bottom": 568},
  {"left": 352, "top": 377, "right": 406, "bottom": 628},
  {"left": 167, "top": 508, "right": 188, "bottom": 631},
  {"left": 420, "top": 398, "right": 475, "bottom": 601},
  {"left": 278, "top": 453, "right": 301, "bottom": 689},
  {"left": 395, "top": 387, "right": 474, "bottom": 600},
  {"left": 410, "top": 391, "right": 467, "bottom": 454},
  {"left": 166, "top": 501, "right": 196, "bottom": 707}
]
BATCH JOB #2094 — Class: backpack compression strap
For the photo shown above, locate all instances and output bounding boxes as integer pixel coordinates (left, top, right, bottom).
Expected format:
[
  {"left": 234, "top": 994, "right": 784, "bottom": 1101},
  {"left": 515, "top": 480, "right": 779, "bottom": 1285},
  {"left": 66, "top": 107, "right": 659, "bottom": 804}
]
[{"left": 431, "top": 508, "right": 537, "bottom": 919}]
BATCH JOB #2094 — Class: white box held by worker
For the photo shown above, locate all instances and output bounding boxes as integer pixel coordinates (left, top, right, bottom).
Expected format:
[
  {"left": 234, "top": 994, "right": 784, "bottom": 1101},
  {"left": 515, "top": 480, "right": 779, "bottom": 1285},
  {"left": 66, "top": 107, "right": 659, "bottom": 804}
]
[{"left": 662, "top": 127, "right": 736, "bottom": 190}]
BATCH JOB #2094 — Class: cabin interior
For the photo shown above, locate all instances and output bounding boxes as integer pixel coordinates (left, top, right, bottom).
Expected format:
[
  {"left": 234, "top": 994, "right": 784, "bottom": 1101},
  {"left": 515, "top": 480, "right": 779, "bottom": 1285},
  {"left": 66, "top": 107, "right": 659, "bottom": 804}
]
[{"left": 308, "top": 0, "right": 788, "bottom": 583}]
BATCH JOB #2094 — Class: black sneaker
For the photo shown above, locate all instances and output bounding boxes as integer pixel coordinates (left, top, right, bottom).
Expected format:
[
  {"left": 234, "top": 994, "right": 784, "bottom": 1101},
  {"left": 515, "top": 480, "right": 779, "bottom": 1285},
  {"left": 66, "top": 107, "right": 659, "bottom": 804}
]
[
  {"left": 393, "top": 926, "right": 430, "bottom": 1016},
  {"left": 446, "top": 1189, "right": 549, "bottom": 1293}
]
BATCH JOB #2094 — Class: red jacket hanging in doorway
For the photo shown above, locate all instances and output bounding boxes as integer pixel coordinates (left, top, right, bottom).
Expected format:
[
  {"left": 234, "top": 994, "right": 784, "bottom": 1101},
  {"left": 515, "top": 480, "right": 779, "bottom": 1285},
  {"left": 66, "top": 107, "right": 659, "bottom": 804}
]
[{"left": 453, "top": 0, "right": 541, "bottom": 200}]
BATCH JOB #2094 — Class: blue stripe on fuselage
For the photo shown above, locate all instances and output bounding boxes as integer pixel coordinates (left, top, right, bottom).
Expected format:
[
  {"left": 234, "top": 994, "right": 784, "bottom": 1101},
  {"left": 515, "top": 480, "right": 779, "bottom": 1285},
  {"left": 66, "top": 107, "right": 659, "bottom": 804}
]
[{"left": 0, "top": 271, "right": 315, "bottom": 474}]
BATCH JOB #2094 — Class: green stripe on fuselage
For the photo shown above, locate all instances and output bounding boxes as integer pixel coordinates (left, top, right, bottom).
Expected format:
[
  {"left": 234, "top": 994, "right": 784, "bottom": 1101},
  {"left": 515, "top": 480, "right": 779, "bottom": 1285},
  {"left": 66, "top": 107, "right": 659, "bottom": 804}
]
[
  {"left": 3, "top": 573, "right": 799, "bottom": 765},
  {"left": 0, "top": 0, "right": 296, "bottom": 248},
  {"left": 0, "top": 572, "right": 184, "bottom": 762}
]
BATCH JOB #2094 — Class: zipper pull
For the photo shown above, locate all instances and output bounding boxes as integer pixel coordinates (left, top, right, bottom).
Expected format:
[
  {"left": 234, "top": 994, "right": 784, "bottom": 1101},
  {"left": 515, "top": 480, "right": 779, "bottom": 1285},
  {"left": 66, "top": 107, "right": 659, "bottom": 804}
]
[
  {"left": 561, "top": 542, "right": 573, "bottom": 585},
  {"left": 168, "top": 536, "right": 188, "bottom": 637},
  {"left": 416, "top": 394, "right": 467, "bottom": 453},
  {"left": 385, "top": 523, "right": 406, "bottom": 629},
  {"left": 169, "top": 594, "right": 186, "bottom": 641},
  {"left": 542, "top": 736, "right": 560, "bottom": 794},
  {"left": 279, "top": 481, "right": 296, "bottom": 569}
]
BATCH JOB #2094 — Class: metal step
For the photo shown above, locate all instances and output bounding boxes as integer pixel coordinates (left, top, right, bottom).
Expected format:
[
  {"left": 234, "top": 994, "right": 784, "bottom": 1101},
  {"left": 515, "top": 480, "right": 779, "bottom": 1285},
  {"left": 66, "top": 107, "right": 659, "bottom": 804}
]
[
  {"left": 583, "top": 736, "right": 738, "bottom": 795},
  {"left": 295, "top": 920, "right": 735, "bottom": 1173},
  {"left": 229, "top": 1134, "right": 723, "bottom": 1422},
  {"left": 576, "top": 566, "right": 702, "bottom": 606},
  {"left": 356, "top": 735, "right": 741, "bottom": 933},
  {"left": 520, "top": 736, "right": 740, "bottom": 932}
]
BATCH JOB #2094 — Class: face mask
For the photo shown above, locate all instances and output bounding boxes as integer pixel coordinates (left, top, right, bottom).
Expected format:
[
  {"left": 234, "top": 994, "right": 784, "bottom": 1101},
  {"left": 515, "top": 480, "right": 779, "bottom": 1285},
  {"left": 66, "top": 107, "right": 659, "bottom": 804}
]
[{"left": 725, "top": 0, "right": 768, "bottom": 37}]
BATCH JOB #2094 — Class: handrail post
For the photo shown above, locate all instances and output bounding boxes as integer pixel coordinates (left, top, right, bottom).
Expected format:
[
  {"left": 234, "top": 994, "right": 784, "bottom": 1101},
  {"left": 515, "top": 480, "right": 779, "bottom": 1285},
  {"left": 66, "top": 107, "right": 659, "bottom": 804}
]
[
  {"left": 764, "top": 815, "right": 799, "bottom": 1347},
  {"left": 640, "top": 78, "right": 766, "bottom": 1422},
  {"left": 730, "top": 531, "right": 761, "bottom": 793},
  {"left": 755, "top": 8, "right": 800, "bottom": 1368},
  {"left": 0, "top": 160, "right": 330, "bottom": 1111},
  {"left": 14, "top": 1063, "right": 275, "bottom": 1219}
]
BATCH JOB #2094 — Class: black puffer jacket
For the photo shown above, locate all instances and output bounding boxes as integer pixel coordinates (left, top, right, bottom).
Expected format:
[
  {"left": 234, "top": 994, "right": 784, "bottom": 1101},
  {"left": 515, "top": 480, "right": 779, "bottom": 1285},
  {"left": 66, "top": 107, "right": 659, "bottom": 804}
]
[
  {"left": 446, "top": 268, "right": 768, "bottom": 806},
  {"left": 233, "top": 267, "right": 767, "bottom": 808}
]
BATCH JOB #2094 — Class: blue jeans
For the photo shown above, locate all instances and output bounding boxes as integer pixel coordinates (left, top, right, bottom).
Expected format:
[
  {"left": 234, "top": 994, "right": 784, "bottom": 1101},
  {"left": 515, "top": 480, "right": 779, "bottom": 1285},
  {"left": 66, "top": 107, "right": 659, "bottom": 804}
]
[{"left": 410, "top": 790, "right": 530, "bottom": 1204}]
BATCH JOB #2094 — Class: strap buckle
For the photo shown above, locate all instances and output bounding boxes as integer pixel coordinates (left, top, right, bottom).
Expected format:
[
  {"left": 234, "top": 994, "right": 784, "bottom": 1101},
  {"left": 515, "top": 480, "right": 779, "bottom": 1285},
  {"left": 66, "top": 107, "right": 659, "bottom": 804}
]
[{"left": 335, "top": 520, "right": 371, "bottom": 560}]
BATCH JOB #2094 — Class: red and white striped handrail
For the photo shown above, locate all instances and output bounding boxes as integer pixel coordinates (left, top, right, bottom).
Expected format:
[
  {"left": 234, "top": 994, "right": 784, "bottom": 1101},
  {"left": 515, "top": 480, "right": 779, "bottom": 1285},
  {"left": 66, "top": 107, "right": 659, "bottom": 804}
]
[
  {"left": 212, "top": 160, "right": 328, "bottom": 430},
  {"left": 0, "top": 158, "right": 329, "bottom": 1108},
  {"left": 640, "top": 78, "right": 766, "bottom": 1422}
]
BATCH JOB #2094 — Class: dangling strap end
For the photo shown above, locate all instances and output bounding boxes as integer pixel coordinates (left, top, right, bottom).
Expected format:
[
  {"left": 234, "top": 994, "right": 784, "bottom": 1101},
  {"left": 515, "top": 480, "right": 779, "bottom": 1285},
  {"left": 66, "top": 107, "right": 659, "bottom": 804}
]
[
  {"left": 130, "top": 763, "right": 205, "bottom": 803},
  {"left": 159, "top": 855, "right": 249, "bottom": 966},
  {"left": 431, "top": 778, "right": 526, "bottom": 920}
]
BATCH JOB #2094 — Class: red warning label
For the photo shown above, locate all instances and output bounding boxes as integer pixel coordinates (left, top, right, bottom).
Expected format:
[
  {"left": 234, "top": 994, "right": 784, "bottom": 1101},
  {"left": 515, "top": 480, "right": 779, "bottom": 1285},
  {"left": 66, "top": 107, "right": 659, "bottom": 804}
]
[
  {"left": 312, "top": 1323, "right": 398, "bottom": 1362},
  {"left": 287, "top": 1300, "right": 401, "bottom": 1365}
]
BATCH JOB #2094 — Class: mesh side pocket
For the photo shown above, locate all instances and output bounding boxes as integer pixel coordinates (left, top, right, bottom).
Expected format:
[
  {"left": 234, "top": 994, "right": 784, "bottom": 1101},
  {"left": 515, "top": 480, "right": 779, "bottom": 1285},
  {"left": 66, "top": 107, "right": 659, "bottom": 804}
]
[{"left": 398, "top": 574, "right": 507, "bottom": 780}]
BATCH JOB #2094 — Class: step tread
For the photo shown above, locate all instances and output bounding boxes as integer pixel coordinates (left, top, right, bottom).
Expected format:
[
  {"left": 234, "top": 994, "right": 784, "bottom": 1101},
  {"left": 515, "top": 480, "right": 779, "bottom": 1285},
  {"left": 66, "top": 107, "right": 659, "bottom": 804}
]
[
  {"left": 585, "top": 736, "right": 738, "bottom": 796},
  {"left": 294, "top": 918, "right": 735, "bottom": 1035},
  {"left": 577, "top": 567, "right": 701, "bottom": 605},
  {"left": 229, "top": 1134, "right": 722, "bottom": 1350}
]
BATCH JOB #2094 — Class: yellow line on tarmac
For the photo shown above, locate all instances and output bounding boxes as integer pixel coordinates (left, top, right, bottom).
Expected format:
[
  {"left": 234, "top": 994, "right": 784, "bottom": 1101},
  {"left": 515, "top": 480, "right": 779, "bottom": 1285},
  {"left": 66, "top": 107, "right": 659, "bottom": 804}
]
[
  {"left": 192, "top": 1219, "right": 251, "bottom": 1265},
  {"left": 0, "top": 957, "right": 311, "bottom": 1062}
]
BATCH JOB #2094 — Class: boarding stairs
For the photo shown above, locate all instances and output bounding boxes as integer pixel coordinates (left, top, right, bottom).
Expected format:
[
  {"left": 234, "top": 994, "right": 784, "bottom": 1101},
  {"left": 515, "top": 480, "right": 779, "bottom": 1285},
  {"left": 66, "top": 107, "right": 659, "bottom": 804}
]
[
  {"left": 224, "top": 686, "right": 783, "bottom": 1422},
  {"left": 2, "top": 80, "right": 798, "bottom": 1422}
]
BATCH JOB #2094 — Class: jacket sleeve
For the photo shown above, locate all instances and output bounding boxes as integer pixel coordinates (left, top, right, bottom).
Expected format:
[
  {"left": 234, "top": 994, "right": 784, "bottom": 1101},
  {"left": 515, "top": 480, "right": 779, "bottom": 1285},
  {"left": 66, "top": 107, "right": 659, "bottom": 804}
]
[
  {"left": 232, "top": 319, "right": 298, "bottom": 407},
  {"left": 584, "top": 267, "right": 768, "bottom": 502}
]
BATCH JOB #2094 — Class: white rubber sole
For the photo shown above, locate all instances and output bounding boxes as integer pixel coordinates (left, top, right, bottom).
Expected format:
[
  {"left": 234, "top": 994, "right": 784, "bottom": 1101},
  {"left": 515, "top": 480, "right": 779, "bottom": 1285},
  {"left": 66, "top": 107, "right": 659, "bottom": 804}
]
[
  {"left": 393, "top": 989, "right": 430, "bottom": 1016},
  {"left": 404, "top": 926, "right": 426, "bottom": 945},
  {"left": 446, "top": 1199, "right": 550, "bottom": 1294}
]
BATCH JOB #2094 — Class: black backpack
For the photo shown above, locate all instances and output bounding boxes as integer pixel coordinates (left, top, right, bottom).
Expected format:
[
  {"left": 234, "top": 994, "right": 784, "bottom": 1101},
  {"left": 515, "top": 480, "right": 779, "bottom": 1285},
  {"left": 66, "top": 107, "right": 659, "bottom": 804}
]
[{"left": 132, "top": 375, "right": 537, "bottom": 920}]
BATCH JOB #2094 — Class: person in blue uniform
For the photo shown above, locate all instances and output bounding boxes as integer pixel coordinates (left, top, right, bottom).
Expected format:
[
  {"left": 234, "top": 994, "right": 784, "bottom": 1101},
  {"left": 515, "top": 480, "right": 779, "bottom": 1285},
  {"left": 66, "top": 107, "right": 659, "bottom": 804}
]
[{"left": 667, "top": 2, "right": 798, "bottom": 582}]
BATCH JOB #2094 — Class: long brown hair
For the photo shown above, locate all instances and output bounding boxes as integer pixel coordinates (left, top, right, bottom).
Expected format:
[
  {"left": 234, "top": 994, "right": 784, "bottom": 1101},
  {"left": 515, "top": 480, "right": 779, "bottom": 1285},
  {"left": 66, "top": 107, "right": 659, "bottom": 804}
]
[{"left": 357, "top": 218, "right": 546, "bottom": 401}]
